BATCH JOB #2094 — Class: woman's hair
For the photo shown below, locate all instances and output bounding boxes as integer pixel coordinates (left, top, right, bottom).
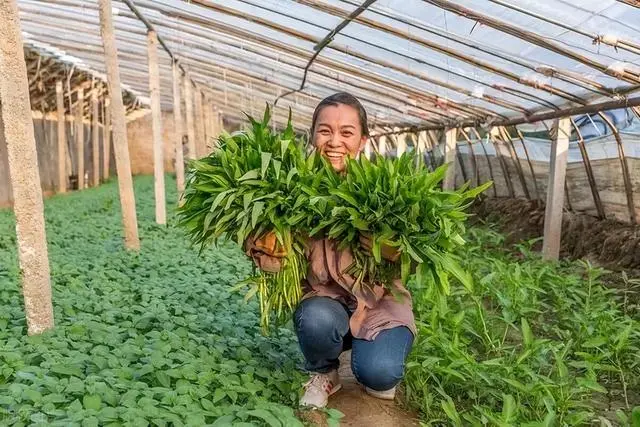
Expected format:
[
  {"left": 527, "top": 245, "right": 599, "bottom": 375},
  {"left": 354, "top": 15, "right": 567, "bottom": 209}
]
[{"left": 310, "top": 92, "right": 369, "bottom": 137}]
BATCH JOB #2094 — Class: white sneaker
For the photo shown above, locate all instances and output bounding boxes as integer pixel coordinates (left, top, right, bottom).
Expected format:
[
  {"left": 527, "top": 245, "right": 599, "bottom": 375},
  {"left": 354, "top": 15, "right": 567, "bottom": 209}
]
[
  {"left": 365, "top": 386, "right": 396, "bottom": 400},
  {"left": 299, "top": 370, "right": 342, "bottom": 408}
]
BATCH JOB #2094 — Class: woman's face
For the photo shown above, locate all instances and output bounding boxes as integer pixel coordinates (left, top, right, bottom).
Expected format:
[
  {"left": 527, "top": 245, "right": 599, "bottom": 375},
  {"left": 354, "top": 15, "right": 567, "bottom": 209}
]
[{"left": 312, "top": 104, "right": 367, "bottom": 173}]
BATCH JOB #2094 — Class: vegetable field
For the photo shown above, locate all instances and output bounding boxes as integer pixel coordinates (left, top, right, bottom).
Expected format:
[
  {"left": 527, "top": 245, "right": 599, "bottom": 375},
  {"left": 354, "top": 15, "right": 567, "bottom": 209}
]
[
  {"left": 1, "top": 176, "right": 639, "bottom": 426},
  {"left": 0, "top": 176, "right": 305, "bottom": 426}
]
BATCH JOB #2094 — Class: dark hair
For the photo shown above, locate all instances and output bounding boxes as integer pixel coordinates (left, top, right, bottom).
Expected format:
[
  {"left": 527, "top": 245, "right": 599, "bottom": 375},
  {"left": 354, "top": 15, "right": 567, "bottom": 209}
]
[{"left": 311, "top": 92, "right": 369, "bottom": 137}]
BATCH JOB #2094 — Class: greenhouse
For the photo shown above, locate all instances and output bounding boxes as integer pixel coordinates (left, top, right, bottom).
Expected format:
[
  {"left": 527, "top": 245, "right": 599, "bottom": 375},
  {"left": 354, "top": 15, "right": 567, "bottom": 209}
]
[{"left": 1, "top": 0, "right": 639, "bottom": 425}]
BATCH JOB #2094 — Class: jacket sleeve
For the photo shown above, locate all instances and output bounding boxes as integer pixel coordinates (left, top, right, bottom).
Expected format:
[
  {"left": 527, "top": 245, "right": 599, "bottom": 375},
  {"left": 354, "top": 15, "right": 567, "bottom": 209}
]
[{"left": 244, "top": 234, "right": 284, "bottom": 274}]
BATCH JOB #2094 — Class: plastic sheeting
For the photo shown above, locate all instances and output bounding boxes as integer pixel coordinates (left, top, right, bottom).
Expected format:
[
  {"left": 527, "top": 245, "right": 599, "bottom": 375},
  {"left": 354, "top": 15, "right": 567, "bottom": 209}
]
[{"left": 15, "top": 0, "right": 640, "bottom": 131}]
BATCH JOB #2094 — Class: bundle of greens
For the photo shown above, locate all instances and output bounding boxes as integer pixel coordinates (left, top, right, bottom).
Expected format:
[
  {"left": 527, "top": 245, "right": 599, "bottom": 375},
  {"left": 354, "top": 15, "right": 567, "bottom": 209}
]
[
  {"left": 311, "top": 154, "right": 491, "bottom": 297},
  {"left": 178, "top": 108, "right": 327, "bottom": 332}
]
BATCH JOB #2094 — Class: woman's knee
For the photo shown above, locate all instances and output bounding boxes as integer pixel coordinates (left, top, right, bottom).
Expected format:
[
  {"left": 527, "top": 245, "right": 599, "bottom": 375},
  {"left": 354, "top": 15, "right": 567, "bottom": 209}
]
[
  {"left": 353, "top": 358, "right": 405, "bottom": 391},
  {"left": 294, "top": 297, "right": 349, "bottom": 343}
]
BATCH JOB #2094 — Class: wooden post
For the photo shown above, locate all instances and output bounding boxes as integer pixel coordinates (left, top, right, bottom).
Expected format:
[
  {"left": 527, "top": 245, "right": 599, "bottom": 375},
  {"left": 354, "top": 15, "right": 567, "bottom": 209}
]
[
  {"left": 172, "top": 61, "right": 185, "bottom": 197},
  {"left": 98, "top": 0, "right": 140, "bottom": 250},
  {"left": 103, "top": 97, "right": 111, "bottom": 180},
  {"left": 542, "top": 117, "right": 571, "bottom": 260},
  {"left": 0, "top": 0, "right": 54, "bottom": 335},
  {"left": 203, "top": 96, "right": 212, "bottom": 153},
  {"left": 364, "top": 139, "right": 372, "bottom": 160},
  {"left": 378, "top": 135, "right": 387, "bottom": 157},
  {"left": 459, "top": 128, "right": 479, "bottom": 187},
  {"left": 75, "top": 88, "right": 85, "bottom": 190},
  {"left": 56, "top": 81, "right": 67, "bottom": 193},
  {"left": 195, "top": 89, "right": 206, "bottom": 157},
  {"left": 396, "top": 133, "right": 407, "bottom": 156},
  {"left": 443, "top": 128, "right": 457, "bottom": 190},
  {"left": 184, "top": 73, "right": 196, "bottom": 160},
  {"left": 147, "top": 30, "right": 166, "bottom": 225},
  {"left": 91, "top": 90, "right": 100, "bottom": 187}
]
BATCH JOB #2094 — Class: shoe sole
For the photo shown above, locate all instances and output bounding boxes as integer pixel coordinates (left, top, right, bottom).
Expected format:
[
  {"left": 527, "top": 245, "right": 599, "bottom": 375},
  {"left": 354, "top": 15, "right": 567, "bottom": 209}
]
[{"left": 364, "top": 388, "right": 395, "bottom": 400}]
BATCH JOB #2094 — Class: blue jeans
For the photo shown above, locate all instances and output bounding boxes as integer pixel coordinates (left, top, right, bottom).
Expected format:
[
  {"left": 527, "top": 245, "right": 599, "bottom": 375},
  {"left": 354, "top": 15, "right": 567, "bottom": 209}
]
[{"left": 294, "top": 296, "right": 414, "bottom": 391}]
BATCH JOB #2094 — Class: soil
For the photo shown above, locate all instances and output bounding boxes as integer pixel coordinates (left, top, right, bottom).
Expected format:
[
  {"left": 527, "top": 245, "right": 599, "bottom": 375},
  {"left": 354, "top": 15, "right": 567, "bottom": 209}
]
[{"left": 298, "top": 351, "right": 420, "bottom": 427}]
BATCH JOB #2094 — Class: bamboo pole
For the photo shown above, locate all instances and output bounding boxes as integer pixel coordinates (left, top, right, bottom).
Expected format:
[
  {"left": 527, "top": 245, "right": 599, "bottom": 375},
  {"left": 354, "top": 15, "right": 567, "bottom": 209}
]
[
  {"left": 364, "top": 139, "right": 372, "bottom": 160},
  {"left": 489, "top": 127, "right": 515, "bottom": 198},
  {"left": 570, "top": 118, "right": 605, "bottom": 219},
  {"left": 500, "top": 126, "right": 530, "bottom": 200},
  {"left": 75, "top": 88, "right": 85, "bottom": 190},
  {"left": 172, "top": 61, "right": 185, "bottom": 197},
  {"left": 147, "top": 30, "right": 166, "bottom": 225},
  {"left": 0, "top": 0, "right": 54, "bottom": 335},
  {"left": 458, "top": 128, "right": 479, "bottom": 187},
  {"left": 443, "top": 128, "right": 457, "bottom": 190},
  {"left": 91, "top": 90, "right": 100, "bottom": 187},
  {"left": 56, "top": 81, "right": 67, "bottom": 193},
  {"left": 471, "top": 128, "right": 498, "bottom": 197},
  {"left": 597, "top": 112, "right": 637, "bottom": 224},
  {"left": 98, "top": 0, "right": 140, "bottom": 250},
  {"left": 184, "top": 73, "right": 197, "bottom": 160},
  {"left": 378, "top": 135, "right": 387, "bottom": 157},
  {"left": 515, "top": 129, "right": 542, "bottom": 204},
  {"left": 103, "top": 97, "right": 111, "bottom": 180},
  {"left": 542, "top": 117, "right": 571, "bottom": 260}
]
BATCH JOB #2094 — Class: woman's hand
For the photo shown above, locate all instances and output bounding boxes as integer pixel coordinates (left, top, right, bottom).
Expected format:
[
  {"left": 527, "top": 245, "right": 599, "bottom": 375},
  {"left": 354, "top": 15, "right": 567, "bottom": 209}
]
[
  {"left": 359, "top": 233, "right": 401, "bottom": 263},
  {"left": 245, "top": 231, "right": 287, "bottom": 273}
]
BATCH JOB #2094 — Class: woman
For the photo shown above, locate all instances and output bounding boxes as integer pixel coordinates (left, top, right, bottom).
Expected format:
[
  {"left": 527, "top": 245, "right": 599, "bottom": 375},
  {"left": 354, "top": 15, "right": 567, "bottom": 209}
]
[{"left": 245, "top": 92, "right": 415, "bottom": 408}]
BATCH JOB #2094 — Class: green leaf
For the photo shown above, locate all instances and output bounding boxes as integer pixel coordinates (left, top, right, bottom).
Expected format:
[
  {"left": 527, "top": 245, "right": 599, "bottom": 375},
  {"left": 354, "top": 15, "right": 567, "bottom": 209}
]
[
  {"left": 239, "top": 169, "right": 259, "bottom": 181},
  {"left": 252, "top": 202, "right": 265, "bottom": 229},
  {"left": 83, "top": 394, "right": 102, "bottom": 411},
  {"left": 261, "top": 152, "right": 272, "bottom": 177},
  {"left": 521, "top": 317, "right": 533, "bottom": 348},
  {"left": 247, "top": 409, "right": 282, "bottom": 427}
]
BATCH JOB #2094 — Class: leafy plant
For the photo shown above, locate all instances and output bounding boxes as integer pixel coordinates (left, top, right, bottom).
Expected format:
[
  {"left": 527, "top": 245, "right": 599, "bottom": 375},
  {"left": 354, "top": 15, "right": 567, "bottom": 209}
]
[
  {"left": 178, "top": 107, "right": 327, "bottom": 333},
  {"left": 0, "top": 176, "right": 305, "bottom": 426},
  {"left": 312, "top": 154, "right": 492, "bottom": 296}
]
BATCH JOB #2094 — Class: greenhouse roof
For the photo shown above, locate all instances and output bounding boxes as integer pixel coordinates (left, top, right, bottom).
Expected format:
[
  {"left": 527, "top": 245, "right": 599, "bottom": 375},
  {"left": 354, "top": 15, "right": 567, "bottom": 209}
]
[{"left": 16, "top": 0, "right": 640, "bottom": 133}]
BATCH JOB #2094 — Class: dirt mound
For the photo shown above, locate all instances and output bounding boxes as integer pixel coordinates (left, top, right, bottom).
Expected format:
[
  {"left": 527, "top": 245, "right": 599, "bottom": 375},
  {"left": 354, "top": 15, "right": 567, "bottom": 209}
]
[{"left": 472, "top": 198, "right": 640, "bottom": 270}]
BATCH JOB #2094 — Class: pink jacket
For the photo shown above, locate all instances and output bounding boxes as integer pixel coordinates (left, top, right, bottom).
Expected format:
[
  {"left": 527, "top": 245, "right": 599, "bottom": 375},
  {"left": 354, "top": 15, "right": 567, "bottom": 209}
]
[{"left": 246, "top": 236, "right": 416, "bottom": 340}]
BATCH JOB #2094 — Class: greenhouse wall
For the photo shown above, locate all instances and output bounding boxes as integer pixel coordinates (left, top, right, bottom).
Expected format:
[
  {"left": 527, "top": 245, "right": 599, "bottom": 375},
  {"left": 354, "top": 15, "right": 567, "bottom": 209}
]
[
  {"left": 0, "top": 112, "right": 109, "bottom": 207},
  {"left": 455, "top": 133, "right": 640, "bottom": 223},
  {"left": 126, "top": 111, "right": 178, "bottom": 176}
]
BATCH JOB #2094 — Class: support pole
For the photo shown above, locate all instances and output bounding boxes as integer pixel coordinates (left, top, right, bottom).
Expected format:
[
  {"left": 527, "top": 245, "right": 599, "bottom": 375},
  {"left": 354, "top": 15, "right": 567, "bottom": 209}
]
[
  {"left": 0, "top": 0, "right": 54, "bottom": 334},
  {"left": 489, "top": 127, "right": 515, "bottom": 198},
  {"left": 98, "top": 0, "right": 140, "bottom": 250},
  {"left": 56, "top": 81, "right": 67, "bottom": 193},
  {"left": 542, "top": 117, "right": 571, "bottom": 260},
  {"left": 172, "top": 61, "right": 185, "bottom": 197},
  {"left": 500, "top": 126, "right": 530, "bottom": 199},
  {"left": 195, "top": 89, "right": 206, "bottom": 157},
  {"left": 597, "top": 112, "right": 636, "bottom": 224},
  {"left": 378, "top": 135, "right": 387, "bottom": 157},
  {"left": 443, "top": 128, "right": 457, "bottom": 190},
  {"left": 91, "top": 90, "right": 100, "bottom": 187},
  {"left": 515, "top": 129, "right": 542, "bottom": 204},
  {"left": 75, "top": 88, "right": 85, "bottom": 190},
  {"left": 148, "top": 30, "right": 166, "bottom": 225},
  {"left": 364, "top": 139, "right": 372, "bottom": 160},
  {"left": 396, "top": 133, "right": 407, "bottom": 156},
  {"left": 459, "top": 128, "right": 479, "bottom": 187},
  {"left": 570, "top": 118, "right": 605, "bottom": 219},
  {"left": 184, "top": 73, "right": 196, "bottom": 160},
  {"left": 103, "top": 97, "right": 111, "bottom": 180},
  {"left": 471, "top": 128, "right": 498, "bottom": 197}
]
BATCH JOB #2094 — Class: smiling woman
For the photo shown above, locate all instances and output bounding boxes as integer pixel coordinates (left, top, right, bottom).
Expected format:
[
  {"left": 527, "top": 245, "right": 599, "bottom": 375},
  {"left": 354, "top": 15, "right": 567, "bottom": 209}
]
[
  {"left": 311, "top": 92, "right": 369, "bottom": 173},
  {"left": 247, "top": 92, "right": 416, "bottom": 410}
]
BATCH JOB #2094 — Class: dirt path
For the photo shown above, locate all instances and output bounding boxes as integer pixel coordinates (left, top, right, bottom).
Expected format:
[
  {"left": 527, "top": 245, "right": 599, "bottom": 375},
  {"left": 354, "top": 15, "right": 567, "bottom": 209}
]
[{"left": 300, "top": 351, "right": 420, "bottom": 427}]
